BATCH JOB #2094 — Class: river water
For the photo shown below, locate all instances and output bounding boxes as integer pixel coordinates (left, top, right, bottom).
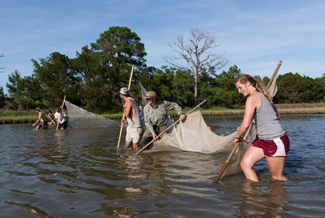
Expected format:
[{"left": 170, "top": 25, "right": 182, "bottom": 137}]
[{"left": 0, "top": 114, "right": 324, "bottom": 217}]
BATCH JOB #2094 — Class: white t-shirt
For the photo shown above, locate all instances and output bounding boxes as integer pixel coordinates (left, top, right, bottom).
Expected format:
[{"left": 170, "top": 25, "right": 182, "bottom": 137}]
[
  {"left": 54, "top": 112, "right": 60, "bottom": 120},
  {"left": 55, "top": 111, "right": 67, "bottom": 124}
]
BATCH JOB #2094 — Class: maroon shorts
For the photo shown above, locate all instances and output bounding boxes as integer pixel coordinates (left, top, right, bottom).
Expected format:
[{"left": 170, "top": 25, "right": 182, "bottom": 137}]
[{"left": 252, "top": 134, "right": 290, "bottom": 157}]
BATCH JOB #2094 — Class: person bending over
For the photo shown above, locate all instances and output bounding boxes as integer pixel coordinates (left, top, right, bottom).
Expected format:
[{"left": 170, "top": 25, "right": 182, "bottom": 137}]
[
  {"left": 234, "top": 74, "right": 290, "bottom": 182},
  {"left": 139, "top": 91, "right": 185, "bottom": 149},
  {"left": 32, "top": 108, "right": 48, "bottom": 130}
]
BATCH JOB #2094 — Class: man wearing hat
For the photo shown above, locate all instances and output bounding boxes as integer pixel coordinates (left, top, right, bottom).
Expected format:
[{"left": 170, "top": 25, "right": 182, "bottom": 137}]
[
  {"left": 140, "top": 91, "right": 185, "bottom": 149},
  {"left": 119, "top": 87, "right": 143, "bottom": 149}
]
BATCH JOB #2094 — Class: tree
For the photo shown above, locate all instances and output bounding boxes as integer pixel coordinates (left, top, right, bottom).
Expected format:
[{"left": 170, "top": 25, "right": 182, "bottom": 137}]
[
  {"left": 164, "top": 28, "right": 228, "bottom": 105},
  {"left": 200, "top": 65, "right": 242, "bottom": 108},
  {"left": 148, "top": 66, "right": 193, "bottom": 106},
  {"left": 32, "top": 52, "right": 79, "bottom": 108},
  {"left": 70, "top": 26, "right": 147, "bottom": 113},
  {"left": 274, "top": 73, "right": 322, "bottom": 103},
  {"left": 6, "top": 70, "right": 27, "bottom": 109}
]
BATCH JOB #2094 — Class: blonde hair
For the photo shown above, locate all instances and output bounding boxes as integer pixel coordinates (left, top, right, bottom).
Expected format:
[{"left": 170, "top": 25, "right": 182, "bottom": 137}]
[{"left": 235, "top": 74, "right": 273, "bottom": 103}]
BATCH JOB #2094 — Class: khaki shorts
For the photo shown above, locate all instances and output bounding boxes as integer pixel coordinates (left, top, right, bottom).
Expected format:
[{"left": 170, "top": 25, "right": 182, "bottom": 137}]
[{"left": 126, "top": 126, "right": 142, "bottom": 143}]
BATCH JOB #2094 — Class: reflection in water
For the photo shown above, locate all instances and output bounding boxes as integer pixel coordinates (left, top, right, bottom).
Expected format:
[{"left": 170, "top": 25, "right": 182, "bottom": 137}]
[{"left": 238, "top": 180, "right": 289, "bottom": 217}]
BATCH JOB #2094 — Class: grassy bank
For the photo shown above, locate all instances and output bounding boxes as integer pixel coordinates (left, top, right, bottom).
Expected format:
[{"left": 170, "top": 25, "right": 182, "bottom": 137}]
[
  {"left": 1, "top": 103, "right": 325, "bottom": 124},
  {"left": 0, "top": 110, "right": 36, "bottom": 124}
]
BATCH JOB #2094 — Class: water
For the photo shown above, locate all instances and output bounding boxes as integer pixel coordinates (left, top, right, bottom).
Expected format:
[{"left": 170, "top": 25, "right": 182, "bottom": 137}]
[{"left": 0, "top": 114, "right": 324, "bottom": 217}]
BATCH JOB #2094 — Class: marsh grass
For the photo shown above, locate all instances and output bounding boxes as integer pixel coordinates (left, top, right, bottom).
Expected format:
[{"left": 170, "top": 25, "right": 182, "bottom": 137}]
[
  {"left": 0, "top": 115, "right": 36, "bottom": 124},
  {"left": 1, "top": 103, "right": 325, "bottom": 124}
]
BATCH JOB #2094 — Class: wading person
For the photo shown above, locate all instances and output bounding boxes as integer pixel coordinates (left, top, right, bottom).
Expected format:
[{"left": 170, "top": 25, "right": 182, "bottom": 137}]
[
  {"left": 234, "top": 74, "right": 290, "bottom": 182},
  {"left": 32, "top": 108, "right": 48, "bottom": 130},
  {"left": 139, "top": 91, "right": 185, "bottom": 149},
  {"left": 48, "top": 110, "right": 56, "bottom": 125},
  {"left": 55, "top": 108, "right": 68, "bottom": 130},
  {"left": 119, "top": 87, "right": 143, "bottom": 149}
]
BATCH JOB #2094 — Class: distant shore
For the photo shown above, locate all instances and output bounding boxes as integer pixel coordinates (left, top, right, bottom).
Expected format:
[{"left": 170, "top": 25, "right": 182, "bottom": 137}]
[{"left": 1, "top": 103, "right": 325, "bottom": 125}]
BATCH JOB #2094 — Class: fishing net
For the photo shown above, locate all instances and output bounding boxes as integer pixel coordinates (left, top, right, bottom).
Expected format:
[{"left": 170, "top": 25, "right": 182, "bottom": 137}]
[
  {"left": 140, "top": 82, "right": 236, "bottom": 155},
  {"left": 144, "top": 110, "right": 236, "bottom": 154},
  {"left": 64, "top": 100, "right": 120, "bottom": 129}
]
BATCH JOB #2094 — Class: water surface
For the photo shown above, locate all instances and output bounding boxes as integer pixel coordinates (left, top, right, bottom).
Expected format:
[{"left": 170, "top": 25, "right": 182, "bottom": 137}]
[{"left": 0, "top": 114, "right": 324, "bottom": 217}]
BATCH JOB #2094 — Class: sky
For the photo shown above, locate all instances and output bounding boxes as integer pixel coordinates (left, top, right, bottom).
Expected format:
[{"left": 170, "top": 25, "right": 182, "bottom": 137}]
[{"left": 1, "top": 0, "right": 324, "bottom": 94}]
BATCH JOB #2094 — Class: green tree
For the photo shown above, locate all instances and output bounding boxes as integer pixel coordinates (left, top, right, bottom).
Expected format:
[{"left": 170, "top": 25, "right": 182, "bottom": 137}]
[
  {"left": 165, "top": 28, "right": 228, "bottom": 106},
  {"left": 209, "top": 65, "right": 242, "bottom": 108},
  {"left": 312, "top": 77, "right": 325, "bottom": 103},
  {"left": 274, "top": 73, "right": 321, "bottom": 103},
  {"left": 31, "top": 52, "right": 78, "bottom": 108},
  {"left": 71, "top": 26, "right": 147, "bottom": 113},
  {"left": 6, "top": 70, "right": 25, "bottom": 109},
  {"left": 148, "top": 66, "right": 193, "bottom": 106}
]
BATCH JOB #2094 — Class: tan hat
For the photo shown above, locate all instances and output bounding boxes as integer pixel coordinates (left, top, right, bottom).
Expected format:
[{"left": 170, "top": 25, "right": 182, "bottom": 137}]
[{"left": 143, "top": 91, "right": 157, "bottom": 99}]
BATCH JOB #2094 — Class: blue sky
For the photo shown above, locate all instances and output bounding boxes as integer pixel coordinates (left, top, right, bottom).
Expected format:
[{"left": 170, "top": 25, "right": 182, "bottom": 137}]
[{"left": 1, "top": 0, "right": 324, "bottom": 94}]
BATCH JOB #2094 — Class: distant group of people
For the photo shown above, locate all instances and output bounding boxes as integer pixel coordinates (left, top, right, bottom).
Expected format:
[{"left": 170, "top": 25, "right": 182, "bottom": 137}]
[
  {"left": 119, "top": 73, "right": 290, "bottom": 183},
  {"left": 33, "top": 107, "right": 68, "bottom": 130}
]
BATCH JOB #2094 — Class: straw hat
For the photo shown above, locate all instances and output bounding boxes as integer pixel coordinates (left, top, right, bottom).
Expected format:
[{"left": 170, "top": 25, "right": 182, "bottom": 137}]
[{"left": 143, "top": 91, "right": 157, "bottom": 99}]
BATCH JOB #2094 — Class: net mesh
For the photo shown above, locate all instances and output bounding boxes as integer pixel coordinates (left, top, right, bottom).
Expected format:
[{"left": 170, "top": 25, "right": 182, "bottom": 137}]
[
  {"left": 144, "top": 110, "right": 236, "bottom": 154},
  {"left": 64, "top": 100, "right": 120, "bottom": 129}
]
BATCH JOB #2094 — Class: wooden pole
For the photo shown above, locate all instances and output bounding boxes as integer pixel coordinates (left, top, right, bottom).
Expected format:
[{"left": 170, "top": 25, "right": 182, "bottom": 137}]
[
  {"left": 117, "top": 65, "right": 134, "bottom": 149},
  {"left": 134, "top": 99, "right": 206, "bottom": 156},
  {"left": 215, "top": 60, "right": 283, "bottom": 181},
  {"left": 267, "top": 60, "right": 282, "bottom": 89},
  {"left": 215, "top": 142, "right": 240, "bottom": 181}
]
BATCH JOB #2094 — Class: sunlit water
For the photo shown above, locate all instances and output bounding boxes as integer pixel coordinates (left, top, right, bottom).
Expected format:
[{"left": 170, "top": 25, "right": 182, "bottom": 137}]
[{"left": 0, "top": 114, "right": 324, "bottom": 217}]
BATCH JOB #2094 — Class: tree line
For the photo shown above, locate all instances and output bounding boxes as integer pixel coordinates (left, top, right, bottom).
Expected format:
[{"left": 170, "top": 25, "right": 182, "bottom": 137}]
[{"left": 1, "top": 26, "right": 324, "bottom": 113}]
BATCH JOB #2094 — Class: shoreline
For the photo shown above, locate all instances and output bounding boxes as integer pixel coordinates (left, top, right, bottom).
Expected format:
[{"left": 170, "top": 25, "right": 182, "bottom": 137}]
[{"left": 1, "top": 103, "right": 325, "bottom": 125}]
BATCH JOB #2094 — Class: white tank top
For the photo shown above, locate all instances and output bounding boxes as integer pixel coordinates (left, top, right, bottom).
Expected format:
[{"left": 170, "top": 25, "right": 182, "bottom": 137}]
[{"left": 126, "top": 97, "right": 142, "bottom": 128}]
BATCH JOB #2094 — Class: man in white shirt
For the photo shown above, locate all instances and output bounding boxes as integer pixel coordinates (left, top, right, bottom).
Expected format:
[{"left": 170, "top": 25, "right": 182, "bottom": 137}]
[{"left": 55, "top": 108, "right": 68, "bottom": 130}]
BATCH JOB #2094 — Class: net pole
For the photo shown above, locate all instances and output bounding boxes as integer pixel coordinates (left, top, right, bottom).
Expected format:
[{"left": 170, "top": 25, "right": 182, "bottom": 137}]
[
  {"left": 267, "top": 60, "right": 282, "bottom": 89},
  {"left": 215, "top": 142, "right": 240, "bottom": 181},
  {"left": 117, "top": 65, "right": 134, "bottom": 149},
  {"left": 134, "top": 100, "right": 206, "bottom": 156}
]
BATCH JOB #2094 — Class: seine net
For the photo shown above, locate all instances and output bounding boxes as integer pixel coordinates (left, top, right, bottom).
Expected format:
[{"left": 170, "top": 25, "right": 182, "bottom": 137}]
[
  {"left": 144, "top": 110, "right": 237, "bottom": 154},
  {"left": 139, "top": 82, "right": 236, "bottom": 157},
  {"left": 64, "top": 100, "right": 120, "bottom": 129}
]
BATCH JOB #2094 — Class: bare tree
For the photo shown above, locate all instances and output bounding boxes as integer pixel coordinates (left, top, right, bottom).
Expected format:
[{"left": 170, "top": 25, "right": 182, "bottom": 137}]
[{"left": 164, "top": 28, "right": 228, "bottom": 105}]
